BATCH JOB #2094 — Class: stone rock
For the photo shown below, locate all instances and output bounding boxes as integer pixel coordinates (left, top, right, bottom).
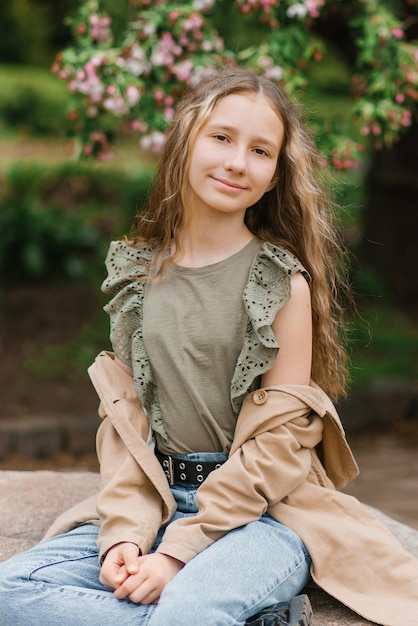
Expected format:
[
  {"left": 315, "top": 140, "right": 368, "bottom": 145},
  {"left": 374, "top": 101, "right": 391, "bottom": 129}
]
[{"left": 1, "top": 470, "right": 418, "bottom": 625}]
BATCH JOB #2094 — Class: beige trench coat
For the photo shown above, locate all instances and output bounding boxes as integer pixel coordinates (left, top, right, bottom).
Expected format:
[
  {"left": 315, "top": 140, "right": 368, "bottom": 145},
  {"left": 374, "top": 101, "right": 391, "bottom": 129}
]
[{"left": 45, "top": 352, "right": 418, "bottom": 626}]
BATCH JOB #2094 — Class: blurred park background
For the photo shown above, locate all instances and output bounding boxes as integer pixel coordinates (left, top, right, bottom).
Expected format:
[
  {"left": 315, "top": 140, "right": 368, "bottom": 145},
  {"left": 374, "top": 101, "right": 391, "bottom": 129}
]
[{"left": 0, "top": 1, "right": 417, "bottom": 527}]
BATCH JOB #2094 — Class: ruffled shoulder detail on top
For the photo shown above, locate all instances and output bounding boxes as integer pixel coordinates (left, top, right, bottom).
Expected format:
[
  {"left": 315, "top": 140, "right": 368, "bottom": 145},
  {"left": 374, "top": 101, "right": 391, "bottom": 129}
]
[
  {"left": 230, "top": 242, "right": 310, "bottom": 413},
  {"left": 101, "top": 240, "right": 167, "bottom": 438}
]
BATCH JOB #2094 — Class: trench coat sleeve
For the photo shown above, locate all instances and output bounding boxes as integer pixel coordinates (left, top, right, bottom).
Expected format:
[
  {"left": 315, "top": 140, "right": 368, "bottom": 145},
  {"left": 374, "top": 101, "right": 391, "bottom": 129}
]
[
  {"left": 88, "top": 353, "right": 176, "bottom": 562},
  {"left": 94, "top": 415, "right": 164, "bottom": 561},
  {"left": 156, "top": 389, "right": 324, "bottom": 564}
]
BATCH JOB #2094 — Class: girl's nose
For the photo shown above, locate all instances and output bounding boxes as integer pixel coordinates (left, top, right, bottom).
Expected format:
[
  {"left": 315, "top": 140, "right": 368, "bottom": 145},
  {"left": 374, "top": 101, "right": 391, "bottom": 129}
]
[{"left": 224, "top": 147, "right": 247, "bottom": 173}]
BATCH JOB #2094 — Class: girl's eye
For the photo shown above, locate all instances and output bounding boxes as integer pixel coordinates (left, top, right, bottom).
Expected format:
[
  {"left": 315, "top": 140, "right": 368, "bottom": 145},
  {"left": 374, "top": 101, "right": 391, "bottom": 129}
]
[
  {"left": 213, "top": 134, "right": 229, "bottom": 142},
  {"left": 254, "top": 147, "right": 269, "bottom": 156}
]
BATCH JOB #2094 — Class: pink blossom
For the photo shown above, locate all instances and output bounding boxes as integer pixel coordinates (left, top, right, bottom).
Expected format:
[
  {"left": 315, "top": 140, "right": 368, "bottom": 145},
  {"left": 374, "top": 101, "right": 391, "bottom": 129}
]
[
  {"left": 103, "top": 96, "right": 127, "bottom": 116},
  {"left": 390, "top": 27, "right": 403, "bottom": 40},
  {"left": 140, "top": 131, "right": 166, "bottom": 153},
  {"left": 151, "top": 32, "right": 182, "bottom": 67},
  {"left": 172, "top": 60, "right": 194, "bottom": 82},
  {"left": 98, "top": 150, "right": 115, "bottom": 162},
  {"left": 395, "top": 93, "right": 405, "bottom": 104},
  {"left": 258, "top": 56, "right": 274, "bottom": 69},
  {"left": 84, "top": 61, "right": 98, "bottom": 80},
  {"left": 126, "top": 85, "right": 141, "bottom": 107},
  {"left": 88, "top": 13, "right": 112, "bottom": 44},
  {"left": 87, "top": 106, "right": 98, "bottom": 117},
  {"left": 164, "top": 107, "right": 174, "bottom": 120},
  {"left": 82, "top": 144, "right": 93, "bottom": 156},
  {"left": 87, "top": 82, "right": 105, "bottom": 102},
  {"left": 118, "top": 43, "right": 148, "bottom": 76},
  {"left": 214, "top": 37, "right": 224, "bottom": 52},
  {"left": 183, "top": 13, "right": 204, "bottom": 32},
  {"left": 305, "top": 1, "right": 320, "bottom": 18},
  {"left": 400, "top": 110, "right": 412, "bottom": 126},
  {"left": 73, "top": 62, "right": 105, "bottom": 102},
  {"left": 193, "top": 0, "right": 216, "bottom": 10},
  {"left": 90, "top": 131, "right": 107, "bottom": 143},
  {"left": 90, "top": 55, "right": 102, "bottom": 67},
  {"left": 168, "top": 10, "right": 181, "bottom": 21},
  {"left": 259, "top": 0, "right": 276, "bottom": 12},
  {"left": 141, "top": 22, "right": 156, "bottom": 37},
  {"left": 405, "top": 70, "right": 416, "bottom": 84},
  {"left": 264, "top": 66, "right": 284, "bottom": 80},
  {"left": 287, "top": 4, "right": 307, "bottom": 18},
  {"left": 131, "top": 119, "right": 148, "bottom": 133}
]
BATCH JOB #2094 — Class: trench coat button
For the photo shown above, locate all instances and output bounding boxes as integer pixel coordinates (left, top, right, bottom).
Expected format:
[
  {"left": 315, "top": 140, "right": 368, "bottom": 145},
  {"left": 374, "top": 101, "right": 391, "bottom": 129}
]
[{"left": 253, "top": 389, "right": 268, "bottom": 405}]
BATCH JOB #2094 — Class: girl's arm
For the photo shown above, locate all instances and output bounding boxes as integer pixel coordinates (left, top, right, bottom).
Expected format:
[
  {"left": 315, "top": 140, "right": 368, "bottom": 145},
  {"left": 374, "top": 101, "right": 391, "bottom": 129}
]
[{"left": 261, "top": 272, "right": 312, "bottom": 388}]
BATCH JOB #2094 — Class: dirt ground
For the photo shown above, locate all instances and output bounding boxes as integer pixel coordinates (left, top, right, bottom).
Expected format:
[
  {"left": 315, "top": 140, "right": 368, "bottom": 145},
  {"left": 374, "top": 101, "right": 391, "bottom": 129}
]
[
  {"left": 0, "top": 283, "right": 100, "bottom": 420},
  {"left": 1, "top": 282, "right": 418, "bottom": 531}
]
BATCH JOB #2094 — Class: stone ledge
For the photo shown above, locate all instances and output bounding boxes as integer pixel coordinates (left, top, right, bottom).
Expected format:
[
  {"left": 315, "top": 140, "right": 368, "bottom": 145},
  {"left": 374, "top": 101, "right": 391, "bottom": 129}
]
[
  {"left": 0, "top": 415, "right": 99, "bottom": 459},
  {"left": 1, "top": 470, "right": 418, "bottom": 625}
]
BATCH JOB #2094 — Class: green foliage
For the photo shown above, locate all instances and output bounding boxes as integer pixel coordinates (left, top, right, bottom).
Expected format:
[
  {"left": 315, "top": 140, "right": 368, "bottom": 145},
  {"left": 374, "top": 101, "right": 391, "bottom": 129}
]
[
  {"left": 24, "top": 306, "right": 111, "bottom": 380},
  {"left": 0, "top": 195, "right": 100, "bottom": 280},
  {"left": 0, "top": 0, "right": 76, "bottom": 66},
  {"left": 0, "top": 65, "right": 69, "bottom": 137},
  {"left": 0, "top": 161, "right": 154, "bottom": 281},
  {"left": 349, "top": 303, "right": 418, "bottom": 387},
  {"left": 345, "top": 261, "right": 418, "bottom": 388}
]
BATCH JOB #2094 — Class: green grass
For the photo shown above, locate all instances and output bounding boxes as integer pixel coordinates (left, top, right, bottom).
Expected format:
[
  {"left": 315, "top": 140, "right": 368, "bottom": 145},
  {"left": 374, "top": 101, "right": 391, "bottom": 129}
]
[{"left": 0, "top": 63, "right": 67, "bottom": 97}]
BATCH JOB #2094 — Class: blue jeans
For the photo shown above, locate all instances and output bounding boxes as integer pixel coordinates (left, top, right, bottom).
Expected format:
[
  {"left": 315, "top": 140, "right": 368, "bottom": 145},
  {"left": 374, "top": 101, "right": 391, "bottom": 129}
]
[{"left": 0, "top": 453, "right": 311, "bottom": 626}]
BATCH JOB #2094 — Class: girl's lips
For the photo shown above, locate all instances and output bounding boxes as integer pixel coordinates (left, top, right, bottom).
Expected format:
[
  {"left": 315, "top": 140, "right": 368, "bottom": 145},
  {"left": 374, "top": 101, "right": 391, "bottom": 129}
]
[{"left": 212, "top": 176, "right": 246, "bottom": 190}]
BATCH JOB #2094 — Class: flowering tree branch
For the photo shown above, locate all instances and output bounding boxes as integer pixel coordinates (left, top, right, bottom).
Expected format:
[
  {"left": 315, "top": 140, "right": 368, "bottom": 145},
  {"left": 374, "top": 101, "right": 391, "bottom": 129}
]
[{"left": 52, "top": 0, "right": 418, "bottom": 170}]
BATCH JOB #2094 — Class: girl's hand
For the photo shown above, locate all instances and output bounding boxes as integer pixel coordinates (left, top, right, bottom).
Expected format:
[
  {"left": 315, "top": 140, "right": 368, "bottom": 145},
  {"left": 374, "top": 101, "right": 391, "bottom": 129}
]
[
  {"left": 113, "top": 552, "right": 184, "bottom": 605},
  {"left": 100, "top": 542, "right": 141, "bottom": 590}
]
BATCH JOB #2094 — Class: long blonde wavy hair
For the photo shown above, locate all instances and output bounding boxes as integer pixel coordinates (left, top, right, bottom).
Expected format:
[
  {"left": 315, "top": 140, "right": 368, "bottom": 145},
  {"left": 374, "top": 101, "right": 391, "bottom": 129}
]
[{"left": 127, "top": 66, "right": 350, "bottom": 399}]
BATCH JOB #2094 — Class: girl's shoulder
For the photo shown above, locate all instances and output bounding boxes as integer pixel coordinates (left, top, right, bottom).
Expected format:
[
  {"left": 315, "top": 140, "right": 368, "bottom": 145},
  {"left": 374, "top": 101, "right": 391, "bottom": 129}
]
[{"left": 102, "top": 239, "right": 158, "bottom": 294}]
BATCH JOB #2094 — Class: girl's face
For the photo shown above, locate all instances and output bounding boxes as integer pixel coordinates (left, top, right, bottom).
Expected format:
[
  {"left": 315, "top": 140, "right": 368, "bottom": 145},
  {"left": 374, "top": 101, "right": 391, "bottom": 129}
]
[{"left": 186, "top": 92, "right": 284, "bottom": 219}]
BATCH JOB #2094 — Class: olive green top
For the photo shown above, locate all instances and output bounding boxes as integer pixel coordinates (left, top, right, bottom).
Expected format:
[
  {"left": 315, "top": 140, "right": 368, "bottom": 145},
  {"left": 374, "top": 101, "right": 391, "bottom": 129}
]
[{"left": 102, "top": 238, "right": 309, "bottom": 452}]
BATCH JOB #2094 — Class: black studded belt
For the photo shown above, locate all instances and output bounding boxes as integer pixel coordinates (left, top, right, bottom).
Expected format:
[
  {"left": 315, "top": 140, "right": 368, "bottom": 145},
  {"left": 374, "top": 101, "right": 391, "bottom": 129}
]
[{"left": 155, "top": 448, "right": 225, "bottom": 486}]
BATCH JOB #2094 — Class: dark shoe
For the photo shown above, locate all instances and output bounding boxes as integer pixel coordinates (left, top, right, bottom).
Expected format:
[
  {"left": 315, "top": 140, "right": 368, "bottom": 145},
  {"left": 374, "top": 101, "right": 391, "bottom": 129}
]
[{"left": 245, "top": 594, "right": 314, "bottom": 626}]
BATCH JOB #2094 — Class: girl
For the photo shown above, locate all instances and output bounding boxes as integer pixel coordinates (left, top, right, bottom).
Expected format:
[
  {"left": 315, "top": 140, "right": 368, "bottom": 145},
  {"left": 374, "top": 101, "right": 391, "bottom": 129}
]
[{"left": 1, "top": 67, "right": 418, "bottom": 626}]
